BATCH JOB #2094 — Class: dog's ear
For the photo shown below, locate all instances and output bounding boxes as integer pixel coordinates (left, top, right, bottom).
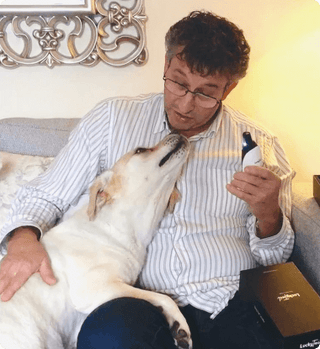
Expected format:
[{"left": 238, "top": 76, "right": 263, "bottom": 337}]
[
  {"left": 87, "top": 171, "right": 113, "bottom": 221},
  {"left": 165, "top": 185, "right": 181, "bottom": 215}
]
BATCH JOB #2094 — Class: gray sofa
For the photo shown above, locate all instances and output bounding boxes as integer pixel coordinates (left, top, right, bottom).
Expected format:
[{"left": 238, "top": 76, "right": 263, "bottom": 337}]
[
  {"left": 290, "top": 184, "right": 320, "bottom": 293},
  {"left": 1, "top": 117, "right": 320, "bottom": 293}
]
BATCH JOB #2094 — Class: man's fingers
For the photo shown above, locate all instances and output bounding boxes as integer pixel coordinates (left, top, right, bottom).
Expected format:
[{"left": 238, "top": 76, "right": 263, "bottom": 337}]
[
  {"left": 0, "top": 275, "right": 9, "bottom": 296},
  {"left": 39, "top": 258, "right": 56, "bottom": 286},
  {"left": 0, "top": 270, "right": 31, "bottom": 302},
  {"left": 233, "top": 171, "right": 267, "bottom": 188},
  {"left": 229, "top": 178, "right": 258, "bottom": 195},
  {"left": 1, "top": 282, "right": 19, "bottom": 302},
  {"left": 0, "top": 259, "right": 15, "bottom": 296},
  {"left": 0, "top": 236, "right": 55, "bottom": 301},
  {"left": 0, "top": 259, "right": 56, "bottom": 302},
  {"left": 226, "top": 183, "right": 253, "bottom": 202},
  {"left": 243, "top": 165, "right": 273, "bottom": 179},
  {"left": 232, "top": 167, "right": 280, "bottom": 192}
]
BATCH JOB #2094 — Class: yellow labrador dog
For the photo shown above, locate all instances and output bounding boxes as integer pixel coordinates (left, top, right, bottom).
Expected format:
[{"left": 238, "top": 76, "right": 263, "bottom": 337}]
[{"left": 0, "top": 133, "right": 192, "bottom": 349}]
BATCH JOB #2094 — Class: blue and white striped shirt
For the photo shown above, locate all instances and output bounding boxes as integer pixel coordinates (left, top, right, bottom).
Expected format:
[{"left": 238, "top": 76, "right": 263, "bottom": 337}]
[{"left": 0, "top": 93, "right": 295, "bottom": 318}]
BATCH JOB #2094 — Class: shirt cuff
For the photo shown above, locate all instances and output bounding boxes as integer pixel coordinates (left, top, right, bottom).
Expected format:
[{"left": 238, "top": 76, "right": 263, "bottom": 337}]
[{"left": 251, "top": 213, "right": 293, "bottom": 248}]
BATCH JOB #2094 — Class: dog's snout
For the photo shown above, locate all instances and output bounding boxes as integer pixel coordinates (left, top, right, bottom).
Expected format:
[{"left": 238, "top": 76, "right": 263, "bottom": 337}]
[{"left": 159, "top": 134, "right": 189, "bottom": 167}]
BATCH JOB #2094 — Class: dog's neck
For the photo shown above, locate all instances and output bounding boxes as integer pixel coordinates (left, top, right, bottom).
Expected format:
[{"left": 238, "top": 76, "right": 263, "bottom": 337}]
[{"left": 96, "top": 195, "right": 169, "bottom": 249}]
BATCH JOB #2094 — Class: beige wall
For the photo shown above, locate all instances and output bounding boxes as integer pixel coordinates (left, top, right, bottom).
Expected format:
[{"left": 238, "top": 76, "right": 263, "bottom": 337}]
[{"left": 0, "top": 0, "right": 319, "bottom": 183}]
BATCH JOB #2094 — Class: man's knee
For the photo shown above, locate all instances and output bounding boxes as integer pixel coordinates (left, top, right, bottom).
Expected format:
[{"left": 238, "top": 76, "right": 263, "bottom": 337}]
[{"left": 77, "top": 297, "right": 177, "bottom": 349}]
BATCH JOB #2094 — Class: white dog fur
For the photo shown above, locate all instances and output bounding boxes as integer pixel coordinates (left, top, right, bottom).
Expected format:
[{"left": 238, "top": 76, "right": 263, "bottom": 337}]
[{"left": 0, "top": 134, "right": 192, "bottom": 349}]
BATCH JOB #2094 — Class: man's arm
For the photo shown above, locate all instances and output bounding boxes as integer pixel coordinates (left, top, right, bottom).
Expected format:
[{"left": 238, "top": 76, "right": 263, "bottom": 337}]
[
  {"left": 226, "top": 132, "right": 295, "bottom": 266},
  {"left": 226, "top": 165, "right": 295, "bottom": 266},
  {"left": 0, "top": 100, "right": 111, "bottom": 300},
  {"left": 0, "top": 227, "right": 56, "bottom": 302}
]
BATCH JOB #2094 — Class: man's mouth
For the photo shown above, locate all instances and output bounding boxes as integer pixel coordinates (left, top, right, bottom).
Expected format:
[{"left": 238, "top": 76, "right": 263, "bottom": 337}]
[
  {"left": 159, "top": 139, "right": 185, "bottom": 167},
  {"left": 176, "top": 111, "right": 191, "bottom": 121}
]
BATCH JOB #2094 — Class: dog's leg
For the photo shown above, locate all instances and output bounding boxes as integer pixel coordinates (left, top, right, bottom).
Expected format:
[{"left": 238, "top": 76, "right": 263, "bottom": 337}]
[{"left": 103, "top": 283, "right": 192, "bottom": 349}]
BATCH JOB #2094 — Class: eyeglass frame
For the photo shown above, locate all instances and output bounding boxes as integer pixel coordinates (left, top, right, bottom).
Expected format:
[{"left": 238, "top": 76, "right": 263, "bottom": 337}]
[{"left": 163, "top": 75, "right": 221, "bottom": 109}]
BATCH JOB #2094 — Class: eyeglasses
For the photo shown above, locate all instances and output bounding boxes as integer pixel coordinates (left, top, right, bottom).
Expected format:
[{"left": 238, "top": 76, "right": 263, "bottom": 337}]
[{"left": 163, "top": 76, "right": 220, "bottom": 109}]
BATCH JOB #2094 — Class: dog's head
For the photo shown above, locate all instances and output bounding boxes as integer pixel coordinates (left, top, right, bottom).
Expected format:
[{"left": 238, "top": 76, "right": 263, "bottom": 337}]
[{"left": 87, "top": 134, "right": 190, "bottom": 233}]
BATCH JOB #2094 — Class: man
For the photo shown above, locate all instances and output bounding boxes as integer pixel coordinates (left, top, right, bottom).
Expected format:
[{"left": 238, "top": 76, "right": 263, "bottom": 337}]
[{"left": 0, "top": 11, "right": 294, "bottom": 348}]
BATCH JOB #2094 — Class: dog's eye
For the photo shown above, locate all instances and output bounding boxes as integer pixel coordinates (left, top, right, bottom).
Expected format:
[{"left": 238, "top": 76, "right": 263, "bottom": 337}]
[{"left": 135, "top": 147, "right": 148, "bottom": 154}]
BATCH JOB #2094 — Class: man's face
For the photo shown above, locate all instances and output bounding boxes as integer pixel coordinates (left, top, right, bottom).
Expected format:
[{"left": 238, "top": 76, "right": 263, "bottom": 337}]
[{"left": 164, "top": 55, "right": 234, "bottom": 138}]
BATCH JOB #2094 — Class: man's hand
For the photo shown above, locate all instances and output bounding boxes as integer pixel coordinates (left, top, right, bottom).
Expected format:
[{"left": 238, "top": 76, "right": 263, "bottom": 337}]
[
  {"left": 0, "top": 227, "right": 56, "bottom": 302},
  {"left": 226, "top": 166, "right": 282, "bottom": 238}
]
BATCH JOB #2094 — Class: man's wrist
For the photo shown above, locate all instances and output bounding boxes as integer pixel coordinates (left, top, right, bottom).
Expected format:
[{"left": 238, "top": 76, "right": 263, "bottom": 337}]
[
  {"left": 9, "top": 226, "right": 41, "bottom": 242},
  {"left": 255, "top": 212, "right": 283, "bottom": 239}
]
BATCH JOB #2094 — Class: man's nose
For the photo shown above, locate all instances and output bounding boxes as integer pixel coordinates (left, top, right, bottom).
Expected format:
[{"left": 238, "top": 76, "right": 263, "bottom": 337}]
[{"left": 177, "top": 92, "right": 196, "bottom": 114}]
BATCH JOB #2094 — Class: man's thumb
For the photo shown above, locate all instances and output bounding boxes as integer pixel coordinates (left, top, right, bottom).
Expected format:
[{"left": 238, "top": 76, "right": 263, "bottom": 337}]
[{"left": 39, "top": 258, "right": 57, "bottom": 285}]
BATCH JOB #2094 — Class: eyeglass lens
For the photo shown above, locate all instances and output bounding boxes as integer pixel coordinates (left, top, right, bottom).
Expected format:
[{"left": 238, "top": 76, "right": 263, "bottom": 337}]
[{"left": 164, "top": 78, "right": 218, "bottom": 108}]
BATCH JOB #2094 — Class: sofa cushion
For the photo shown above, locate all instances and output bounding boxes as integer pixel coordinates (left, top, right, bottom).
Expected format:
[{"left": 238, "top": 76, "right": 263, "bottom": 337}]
[{"left": 0, "top": 118, "right": 80, "bottom": 157}]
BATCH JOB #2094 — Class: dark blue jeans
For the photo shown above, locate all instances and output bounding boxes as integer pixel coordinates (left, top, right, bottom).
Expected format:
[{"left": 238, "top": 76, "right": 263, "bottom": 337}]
[{"left": 77, "top": 292, "right": 278, "bottom": 349}]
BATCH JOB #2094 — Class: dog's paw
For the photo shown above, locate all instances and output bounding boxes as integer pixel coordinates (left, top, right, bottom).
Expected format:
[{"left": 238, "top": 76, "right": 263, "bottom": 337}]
[
  {"left": 170, "top": 320, "right": 192, "bottom": 349},
  {"left": 144, "top": 291, "right": 192, "bottom": 348}
]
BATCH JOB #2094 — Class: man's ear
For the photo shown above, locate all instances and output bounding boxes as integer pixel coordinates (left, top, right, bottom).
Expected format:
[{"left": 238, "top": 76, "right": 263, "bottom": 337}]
[
  {"left": 221, "top": 81, "right": 238, "bottom": 101},
  {"left": 164, "top": 54, "right": 170, "bottom": 74}
]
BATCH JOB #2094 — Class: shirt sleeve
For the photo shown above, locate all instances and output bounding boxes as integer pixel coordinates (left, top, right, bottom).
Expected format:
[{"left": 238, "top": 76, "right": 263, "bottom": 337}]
[
  {"left": 246, "top": 135, "right": 295, "bottom": 266},
  {"left": 0, "top": 101, "right": 110, "bottom": 255}
]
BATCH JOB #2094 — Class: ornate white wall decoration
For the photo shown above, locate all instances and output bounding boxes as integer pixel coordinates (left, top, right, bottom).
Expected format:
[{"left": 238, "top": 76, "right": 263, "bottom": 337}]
[{"left": 0, "top": 0, "right": 148, "bottom": 68}]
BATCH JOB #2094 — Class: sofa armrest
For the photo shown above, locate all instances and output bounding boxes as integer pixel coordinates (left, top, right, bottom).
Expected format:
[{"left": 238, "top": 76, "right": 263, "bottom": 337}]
[{"left": 291, "top": 182, "right": 320, "bottom": 294}]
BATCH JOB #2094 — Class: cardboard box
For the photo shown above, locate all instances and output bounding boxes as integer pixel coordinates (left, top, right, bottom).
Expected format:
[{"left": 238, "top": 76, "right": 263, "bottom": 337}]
[
  {"left": 239, "top": 262, "right": 320, "bottom": 349},
  {"left": 314, "top": 175, "right": 320, "bottom": 206}
]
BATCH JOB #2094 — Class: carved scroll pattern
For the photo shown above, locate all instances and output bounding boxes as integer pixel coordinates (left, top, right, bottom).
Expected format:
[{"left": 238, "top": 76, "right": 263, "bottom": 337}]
[{"left": 0, "top": 0, "right": 148, "bottom": 68}]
